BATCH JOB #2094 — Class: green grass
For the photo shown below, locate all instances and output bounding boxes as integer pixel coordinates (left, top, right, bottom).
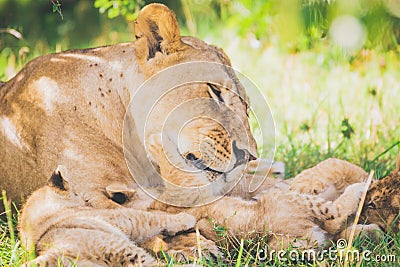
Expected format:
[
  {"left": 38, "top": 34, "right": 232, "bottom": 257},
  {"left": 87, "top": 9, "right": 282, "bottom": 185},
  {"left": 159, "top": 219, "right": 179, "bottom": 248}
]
[
  {"left": 1, "top": 26, "right": 400, "bottom": 266},
  {"left": 1, "top": 192, "right": 25, "bottom": 267}
]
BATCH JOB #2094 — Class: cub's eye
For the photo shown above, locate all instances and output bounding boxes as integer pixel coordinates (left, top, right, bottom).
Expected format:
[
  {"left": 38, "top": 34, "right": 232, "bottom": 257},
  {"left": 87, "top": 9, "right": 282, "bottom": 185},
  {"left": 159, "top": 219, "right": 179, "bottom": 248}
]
[
  {"left": 367, "top": 201, "right": 376, "bottom": 210},
  {"left": 111, "top": 192, "right": 128, "bottom": 205},
  {"left": 207, "top": 83, "right": 224, "bottom": 103}
]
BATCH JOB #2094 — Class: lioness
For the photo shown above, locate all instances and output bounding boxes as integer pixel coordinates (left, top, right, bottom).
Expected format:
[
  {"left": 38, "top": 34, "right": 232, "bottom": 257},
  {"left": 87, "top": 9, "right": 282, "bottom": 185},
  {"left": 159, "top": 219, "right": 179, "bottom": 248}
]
[{"left": 1, "top": 3, "right": 267, "bottom": 210}]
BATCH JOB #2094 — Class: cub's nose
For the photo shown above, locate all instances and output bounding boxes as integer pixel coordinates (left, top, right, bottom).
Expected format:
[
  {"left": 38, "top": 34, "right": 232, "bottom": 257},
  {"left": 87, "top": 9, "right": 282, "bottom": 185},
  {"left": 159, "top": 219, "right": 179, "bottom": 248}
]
[{"left": 232, "top": 141, "right": 256, "bottom": 167}]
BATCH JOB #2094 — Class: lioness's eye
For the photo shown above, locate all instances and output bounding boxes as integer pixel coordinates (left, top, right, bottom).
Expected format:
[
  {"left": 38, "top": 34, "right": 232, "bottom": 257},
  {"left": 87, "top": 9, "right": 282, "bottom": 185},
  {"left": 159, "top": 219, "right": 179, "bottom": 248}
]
[{"left": 207, "top": 83, "right": 224, "bottom": 103}]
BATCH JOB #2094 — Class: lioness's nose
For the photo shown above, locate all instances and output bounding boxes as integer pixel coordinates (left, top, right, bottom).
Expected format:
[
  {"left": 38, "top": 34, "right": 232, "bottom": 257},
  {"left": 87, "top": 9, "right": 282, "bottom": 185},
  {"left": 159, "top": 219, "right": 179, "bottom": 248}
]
[{"left": 232, "top": 141, "right": 256, "bottom": 167}]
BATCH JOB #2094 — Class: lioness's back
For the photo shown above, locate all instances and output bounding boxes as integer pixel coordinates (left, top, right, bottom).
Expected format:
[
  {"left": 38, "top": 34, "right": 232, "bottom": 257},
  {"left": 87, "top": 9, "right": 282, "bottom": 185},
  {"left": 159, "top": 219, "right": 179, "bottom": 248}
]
[{"left": 0, "top": 42, "right": 141, "bottom": 208}]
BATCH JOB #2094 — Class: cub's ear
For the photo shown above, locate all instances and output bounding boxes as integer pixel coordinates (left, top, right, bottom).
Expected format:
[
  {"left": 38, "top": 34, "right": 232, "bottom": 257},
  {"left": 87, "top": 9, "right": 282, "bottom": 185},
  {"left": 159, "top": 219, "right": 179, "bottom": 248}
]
[
  {"left": 105, "top": 184, "right": 137, "bottom": 205},
  {"left": 48, "top": 165, "right": 70, "bottom": 191},
  {"left": 134, "top": 3, "right": 183, "bottom": 61}
]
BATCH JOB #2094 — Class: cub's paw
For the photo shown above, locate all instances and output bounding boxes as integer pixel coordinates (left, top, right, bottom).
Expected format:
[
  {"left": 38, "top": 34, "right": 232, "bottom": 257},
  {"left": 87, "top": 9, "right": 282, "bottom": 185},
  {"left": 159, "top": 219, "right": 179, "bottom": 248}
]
[
  {"left": 124, "top": 252, "right": 157, "bottom": 267},
  {"left": 162, "top": 213, "right": 196, "bottom": 236},
  {"left": 167, "top": 246, "right": 221, "bottom": 263},
  {"left": 290, "top": 179, "right": 329, "bottom": 195},
  {"left": 21, "top": 256, "right": 52, "bottom": 267},
  {"left": 165, "top": 233, "right": 222, "bottom": 262},
  {"left": 333, "top": 182, "right": 367, "bottom": 219},
  {"left": 343, "top": 182, "right": 366, "bottom": 199}
]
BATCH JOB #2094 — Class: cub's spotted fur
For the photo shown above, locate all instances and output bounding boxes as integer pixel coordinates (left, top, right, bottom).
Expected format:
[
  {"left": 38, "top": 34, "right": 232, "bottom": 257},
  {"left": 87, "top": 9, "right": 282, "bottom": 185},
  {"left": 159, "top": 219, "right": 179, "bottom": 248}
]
[
  {"left": 361, "top": 157, "right": 400, "bottom": 232},
  {"left": 192, "top": 181, "right": 366, "bottom": 249},
  {"left": 151, "top": 159, "right": 369, "bottom": 250}
]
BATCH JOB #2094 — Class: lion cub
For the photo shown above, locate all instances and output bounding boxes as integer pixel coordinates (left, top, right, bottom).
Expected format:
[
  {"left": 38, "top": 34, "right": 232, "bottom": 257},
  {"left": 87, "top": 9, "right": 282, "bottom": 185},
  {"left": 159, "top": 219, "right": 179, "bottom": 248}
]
[
  {"left": 19, "top": 167, "right": 196, "bottom": 267},
  {"left": 360, "top": 157, "right": 400, "bottom": 233},
  {"left": 193, "top": 182, "right": 366, "bottom": 249},
  {"left": 189, "top": 159, "right": 370, "bottom": 249}
]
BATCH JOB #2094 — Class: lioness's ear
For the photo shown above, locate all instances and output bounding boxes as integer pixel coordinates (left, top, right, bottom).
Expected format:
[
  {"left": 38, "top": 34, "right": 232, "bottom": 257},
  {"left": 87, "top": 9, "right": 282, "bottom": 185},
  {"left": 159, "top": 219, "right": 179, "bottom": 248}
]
[
  {"left": 48, "top": 165, "right": 70, "bottom": 191},
  {"left": 135, "top": 3, "right": 183, "bottom": 61}
]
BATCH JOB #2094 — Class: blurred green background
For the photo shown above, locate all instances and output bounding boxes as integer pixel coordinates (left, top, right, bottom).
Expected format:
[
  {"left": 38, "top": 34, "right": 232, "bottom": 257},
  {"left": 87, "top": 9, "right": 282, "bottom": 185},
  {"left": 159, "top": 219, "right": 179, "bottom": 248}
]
[
  {"left": 1, "top": 1, "right": 400, "bottom": 265},
  {"left": 2, "top": 0, "right": 400, "bottom": 55},
  {"left": 0, "top": 0, "right": 399, "bottom": 176}
]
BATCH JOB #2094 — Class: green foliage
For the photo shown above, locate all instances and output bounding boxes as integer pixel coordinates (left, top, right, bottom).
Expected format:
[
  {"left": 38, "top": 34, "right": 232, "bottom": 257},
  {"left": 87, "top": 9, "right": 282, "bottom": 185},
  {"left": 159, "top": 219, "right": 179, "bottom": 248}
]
[
  {"left": 0, "top": 193, "right": 25, "bottom": 267},
  {"left": 91, "top": 0, "right": 400, "bottom": 50},
  {"left": 340, "top": 118, "right": 355, "bottom": 139},
  {"left": 94, "top": 0, "right": 144, "bottom": 20},
  {"left": 51, "top": 0, "right": 63, "bottom": 20}
]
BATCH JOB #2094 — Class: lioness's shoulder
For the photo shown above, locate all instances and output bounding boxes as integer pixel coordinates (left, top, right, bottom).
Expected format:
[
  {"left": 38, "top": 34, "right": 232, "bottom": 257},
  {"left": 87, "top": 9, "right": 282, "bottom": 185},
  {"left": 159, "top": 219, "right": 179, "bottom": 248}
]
[
  {"left": 0, "top": 42, "right": 137, "bottom": 103},
  {"left": 60, "top": 42, "right": 136, "bottom": 60},
  {"left": 6, "top": 42, "right": 136, "bottom": 81}
]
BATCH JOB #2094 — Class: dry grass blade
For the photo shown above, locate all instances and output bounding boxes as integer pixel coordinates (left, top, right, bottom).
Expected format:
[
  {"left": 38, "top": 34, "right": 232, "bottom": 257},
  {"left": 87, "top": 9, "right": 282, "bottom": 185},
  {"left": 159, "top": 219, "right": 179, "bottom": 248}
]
[
  {"left": 195, "top": 227, "right": 202, "bottom": 260},
  {"left": 0, "top": 28, "right": 23, "bottom": 40},
  {"left": 344, "top": 170, "right": 375, "bottom": 267}
]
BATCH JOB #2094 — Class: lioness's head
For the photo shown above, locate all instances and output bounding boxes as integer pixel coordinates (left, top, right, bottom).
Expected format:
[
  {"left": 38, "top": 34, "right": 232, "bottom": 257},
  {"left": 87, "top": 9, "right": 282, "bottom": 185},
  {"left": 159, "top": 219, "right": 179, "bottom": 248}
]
[
  {"left": 130, "top": 4, "right": 258, "bottom": 191},
  {"left": 361, "top": 158, "right": 400, "bottom": 232}
]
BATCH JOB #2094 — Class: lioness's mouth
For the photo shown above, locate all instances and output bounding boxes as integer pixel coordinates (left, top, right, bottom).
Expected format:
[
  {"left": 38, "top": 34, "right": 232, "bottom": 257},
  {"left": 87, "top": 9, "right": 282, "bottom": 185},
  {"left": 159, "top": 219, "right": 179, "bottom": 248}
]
[
  {"left": 232, "top": 140, "right": 257, "bottom": 169},
  {"left": 185, "top": 153, "right": 224, "bottom": 174},
  {"left": 185, "top": 142, "right": 256, "bottom": 175}
]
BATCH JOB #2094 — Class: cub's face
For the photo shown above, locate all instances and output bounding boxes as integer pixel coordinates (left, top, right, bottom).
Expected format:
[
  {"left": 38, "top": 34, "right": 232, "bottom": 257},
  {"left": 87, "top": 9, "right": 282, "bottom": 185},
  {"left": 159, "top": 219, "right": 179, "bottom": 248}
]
[
  {"left": 30, "top": 167, "right": 137, "bottom": 209},
  {"left": 361, "top": 167, "right": 400, "bottom": 232}
]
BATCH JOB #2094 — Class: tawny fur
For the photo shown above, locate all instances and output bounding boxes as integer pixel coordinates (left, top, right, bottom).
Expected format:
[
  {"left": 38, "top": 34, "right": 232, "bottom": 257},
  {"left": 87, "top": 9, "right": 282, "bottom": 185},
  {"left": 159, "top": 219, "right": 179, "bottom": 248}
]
[
  {"left": 360, "top": 157, "right": 400, "bottom": 232},
  {"left": 153, "top": 157, "right": 394, "bottom": 254},
  {"left": 153, "top": 158, "right": 378, "bottom": 250},
  {"left": 13, "top": 4, "right": 282, "bottom": 265},
  {"left": 289, "top": 158, "right": 368, "bottom": 200},
  {"left": 11, "top": 3, "right": 394, "bottom": 264},
  {"left": 142, "top": 232, "right": 222, "bottom": 262},
  {"left": 0, "top": 3, "right": 259, "bottom": 212},
  {"left": 288, "top": 157, "right": 399, "bottom": 236},
  {"left": 191, "top": 182, "right": 366, "bottom": 250},
  {"left": 19, "top": 168, "right": 196, "bottom": 266}
]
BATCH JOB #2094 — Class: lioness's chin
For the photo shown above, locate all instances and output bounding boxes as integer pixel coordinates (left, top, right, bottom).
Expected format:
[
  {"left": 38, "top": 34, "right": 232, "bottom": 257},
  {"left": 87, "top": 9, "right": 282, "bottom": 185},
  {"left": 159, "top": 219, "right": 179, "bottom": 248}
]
[{"left": 147, "top": 163, "right": 248, "bottom": 207}]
